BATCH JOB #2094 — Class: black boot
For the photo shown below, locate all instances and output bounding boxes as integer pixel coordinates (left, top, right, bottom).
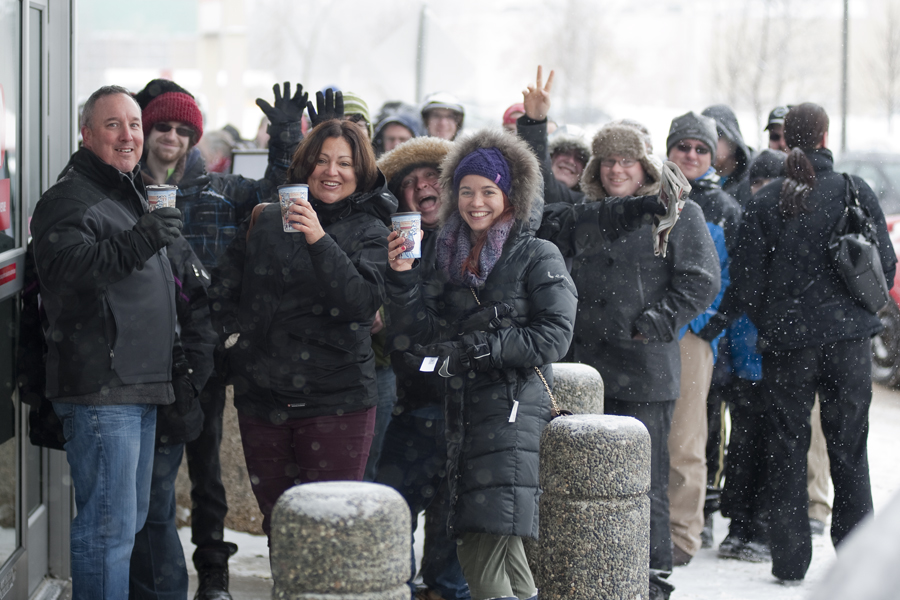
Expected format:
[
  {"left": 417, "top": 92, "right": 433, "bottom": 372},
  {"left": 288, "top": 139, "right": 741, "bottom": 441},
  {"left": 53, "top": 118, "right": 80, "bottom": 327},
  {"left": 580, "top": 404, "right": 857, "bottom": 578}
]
[{"left": 194, "top": 543, "right": 238, "bottom": 600}]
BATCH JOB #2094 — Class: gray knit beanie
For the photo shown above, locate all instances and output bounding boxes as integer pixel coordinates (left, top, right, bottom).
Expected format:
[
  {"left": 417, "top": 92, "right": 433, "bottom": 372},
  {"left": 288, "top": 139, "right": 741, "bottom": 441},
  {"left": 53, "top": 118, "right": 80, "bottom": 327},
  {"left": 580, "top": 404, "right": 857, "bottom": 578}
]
[{"left": 666, "top": 111, "right": 718, "bottom": 164}]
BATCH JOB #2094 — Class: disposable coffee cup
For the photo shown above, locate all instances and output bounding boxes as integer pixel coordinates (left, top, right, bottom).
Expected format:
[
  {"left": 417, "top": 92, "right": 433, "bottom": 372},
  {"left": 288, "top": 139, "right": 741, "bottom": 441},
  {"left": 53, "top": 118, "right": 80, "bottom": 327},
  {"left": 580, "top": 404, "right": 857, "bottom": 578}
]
[
  {"left": 146, "top": 185, "right": 177, "bottom": 212},
  {"left": 278, "top": 184, "right": 310, "bottom": 233},
  {"left": 391, "top": 212, "right": 422, "bottom": 259}
]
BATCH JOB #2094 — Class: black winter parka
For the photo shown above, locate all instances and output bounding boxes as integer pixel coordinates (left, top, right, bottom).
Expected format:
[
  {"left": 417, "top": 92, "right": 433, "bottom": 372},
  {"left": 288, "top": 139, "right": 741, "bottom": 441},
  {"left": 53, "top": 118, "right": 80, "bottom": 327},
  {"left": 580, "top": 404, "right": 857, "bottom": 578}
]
[
  {"left": 210, "top": 173, "right": 396, "bottom": 421},
  {"left": 732, "top": 149, "right": 896, "bottom": 352},
  {"left": 385, "top": 130, "right": 577, "bottom": 540},
  {"left": 32, "top": 148, "right": 176, "bottom": 400}
]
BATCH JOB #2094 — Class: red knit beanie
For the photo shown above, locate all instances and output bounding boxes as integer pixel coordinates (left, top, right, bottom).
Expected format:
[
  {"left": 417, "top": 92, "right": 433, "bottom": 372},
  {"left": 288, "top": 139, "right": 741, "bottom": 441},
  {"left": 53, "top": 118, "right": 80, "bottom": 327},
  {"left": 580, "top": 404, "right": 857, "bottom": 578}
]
[
  {"left": 142, "top": 92, "right": 204, "bottom": 143},
  {"left": 503, "top": 103, "right": 525, "bottom": 126}
]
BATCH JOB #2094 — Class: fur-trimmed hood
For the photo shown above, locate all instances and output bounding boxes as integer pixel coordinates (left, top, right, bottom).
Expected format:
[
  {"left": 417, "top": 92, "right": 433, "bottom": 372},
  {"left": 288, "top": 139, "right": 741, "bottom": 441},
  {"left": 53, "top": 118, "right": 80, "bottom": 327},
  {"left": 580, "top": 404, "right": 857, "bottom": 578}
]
[
  {"left": 549, "top": 134, "right": 591, "bottom": 167},
  {"left": 581, "top": 122, "right": 661, "bottom": 201},
  {"left": 438, "top": 129, "right": 542, "bottom": 226},
  {"left": 377, "top": 136, "right": 454, "bottom": 197}
]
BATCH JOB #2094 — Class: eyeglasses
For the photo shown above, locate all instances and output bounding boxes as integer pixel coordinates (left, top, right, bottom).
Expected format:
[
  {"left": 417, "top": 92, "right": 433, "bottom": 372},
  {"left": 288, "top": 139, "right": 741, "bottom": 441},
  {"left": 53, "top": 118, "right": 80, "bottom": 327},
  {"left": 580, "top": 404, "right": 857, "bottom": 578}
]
[
  {"left": 675, "top": 143, "right": 710, "bottom": 155},
  {"left": 769, "top": 132, "right": 782, "bottom": 142},
  {"left": 600, "top": 158, "right": 638, "bottom": 168},
  {"left": 153, "top": 122, "right": 195, "bottom": 138}
]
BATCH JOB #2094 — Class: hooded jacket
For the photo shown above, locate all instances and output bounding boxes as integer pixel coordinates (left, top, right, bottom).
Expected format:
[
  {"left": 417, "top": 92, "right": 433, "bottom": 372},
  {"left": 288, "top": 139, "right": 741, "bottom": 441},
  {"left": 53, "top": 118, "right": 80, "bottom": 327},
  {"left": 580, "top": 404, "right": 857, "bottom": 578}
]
[
  {"left": 31, "top": 148, "right": 176, "bottom": 401},
  {"left": 210, "top": 171, "right": 397, "bottom": 421},
  {"left": 537, "top": 123, "right": 721, "bottom": 401},
  {"left": 733, "top": 149, "right": 896, "bottom": 351},
  {"left": 702, "top": 105, "right": 754, "bottom": 205},
  {"left": 385, "top": 129, "right": 577, "bottom": 539},
  {"left": 373, "top": 110, "right": 425, "bottom": 157}
]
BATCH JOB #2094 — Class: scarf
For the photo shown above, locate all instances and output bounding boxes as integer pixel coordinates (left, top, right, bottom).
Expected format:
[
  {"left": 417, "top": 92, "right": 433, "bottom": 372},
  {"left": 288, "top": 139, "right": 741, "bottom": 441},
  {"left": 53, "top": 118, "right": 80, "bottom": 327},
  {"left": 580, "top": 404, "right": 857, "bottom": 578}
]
[{"left": 435, "top": 212, "right": 513, "bottom": 287}]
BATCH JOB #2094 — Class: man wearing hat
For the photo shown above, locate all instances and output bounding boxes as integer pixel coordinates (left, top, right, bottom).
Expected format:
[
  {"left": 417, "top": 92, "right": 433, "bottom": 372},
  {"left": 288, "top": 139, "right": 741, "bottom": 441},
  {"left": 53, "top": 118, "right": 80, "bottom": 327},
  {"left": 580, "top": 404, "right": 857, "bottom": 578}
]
[
  {"left": 135, "top": 78, "right": 305, "bottom": 600},
  {"left": 665, "top": 111, "right": 742, "bottom": 567},
  {"left": 375, "top": 136, "right": 472, "bottom": 600},
  {"left": 765, "top": 106, "right": 790, "bottom": 152}
]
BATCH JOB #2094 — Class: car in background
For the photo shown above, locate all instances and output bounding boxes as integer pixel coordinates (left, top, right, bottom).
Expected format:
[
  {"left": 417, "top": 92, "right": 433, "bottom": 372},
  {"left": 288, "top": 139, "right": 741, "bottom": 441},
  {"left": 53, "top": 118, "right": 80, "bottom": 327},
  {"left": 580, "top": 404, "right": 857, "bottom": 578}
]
[{"left": 836, "top": 153, "right": 900, "bottom": 386}]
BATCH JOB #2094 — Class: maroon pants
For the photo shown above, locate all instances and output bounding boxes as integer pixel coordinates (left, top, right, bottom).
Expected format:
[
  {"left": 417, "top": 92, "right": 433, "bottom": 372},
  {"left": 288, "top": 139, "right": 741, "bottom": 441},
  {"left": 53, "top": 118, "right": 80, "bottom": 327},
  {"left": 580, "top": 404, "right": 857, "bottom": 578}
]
[{"left": 237, "top": 406, "right": 376, "bottom": 539}]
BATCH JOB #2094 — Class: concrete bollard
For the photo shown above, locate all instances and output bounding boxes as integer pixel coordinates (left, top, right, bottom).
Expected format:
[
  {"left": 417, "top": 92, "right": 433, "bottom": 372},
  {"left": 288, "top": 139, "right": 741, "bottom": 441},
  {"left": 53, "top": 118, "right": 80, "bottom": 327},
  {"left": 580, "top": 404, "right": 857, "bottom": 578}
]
[
  {"left": 550, "top": 363, "right": 605, "bottom": 415},
  {"left": 538, "top": 415, "right": 651, "bottom": 600},
  {"left": 270, "top": 481, "right": 410, "bottom": 600},
  {"left": 526, "top": 362, "right": 606, "bottom": 582}
]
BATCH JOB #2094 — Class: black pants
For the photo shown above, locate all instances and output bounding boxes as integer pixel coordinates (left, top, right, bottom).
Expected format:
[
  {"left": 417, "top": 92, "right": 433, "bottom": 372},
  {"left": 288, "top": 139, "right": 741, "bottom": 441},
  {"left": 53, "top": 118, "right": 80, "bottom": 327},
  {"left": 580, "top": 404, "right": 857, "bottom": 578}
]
[
  {"left": 763, "top": 338, "right": 874, "bottom": 581},
  {"left": 720, "top": 379, "right": 769, "bottom": 541},
  {"left": 186, "top": 371, "right": 232, "bottom": 563},
  {"left": 605, "top": 398, "right": 675, "bottom": 572}
]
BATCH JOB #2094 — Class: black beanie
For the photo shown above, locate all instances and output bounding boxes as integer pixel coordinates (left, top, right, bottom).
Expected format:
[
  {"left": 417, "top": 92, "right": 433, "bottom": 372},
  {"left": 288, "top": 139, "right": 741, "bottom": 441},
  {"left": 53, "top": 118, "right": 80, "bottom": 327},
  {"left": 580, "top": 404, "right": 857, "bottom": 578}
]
[{"left": 134, "top": 79, "right": 194, "bottom": 111}]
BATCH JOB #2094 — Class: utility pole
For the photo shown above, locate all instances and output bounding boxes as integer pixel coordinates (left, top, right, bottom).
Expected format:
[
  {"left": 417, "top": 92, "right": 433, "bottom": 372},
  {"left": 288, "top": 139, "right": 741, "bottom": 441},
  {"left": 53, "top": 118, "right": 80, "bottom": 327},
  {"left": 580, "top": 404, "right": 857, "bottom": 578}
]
[
  {"left": 415, "top": 4, "right": 428, "bottom": 104},
  {"left": 841, "top": 0, "right": 849, "bottom": 152}
]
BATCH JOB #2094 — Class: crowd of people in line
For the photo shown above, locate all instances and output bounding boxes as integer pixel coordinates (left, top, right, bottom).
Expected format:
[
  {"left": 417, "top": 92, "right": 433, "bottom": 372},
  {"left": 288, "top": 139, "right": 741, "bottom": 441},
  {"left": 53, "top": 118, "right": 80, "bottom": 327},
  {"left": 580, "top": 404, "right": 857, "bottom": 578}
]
[{"left": 23, "top": 63, "right": 895, "bottom": 600}]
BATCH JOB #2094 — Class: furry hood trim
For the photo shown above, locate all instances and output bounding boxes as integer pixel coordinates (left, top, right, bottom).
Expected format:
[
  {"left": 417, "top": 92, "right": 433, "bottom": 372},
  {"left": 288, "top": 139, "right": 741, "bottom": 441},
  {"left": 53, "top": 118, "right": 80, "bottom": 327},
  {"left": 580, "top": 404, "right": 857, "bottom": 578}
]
[
  {"left": 438, "top": 129, "right": 542, "bottom": 226},
  {"left": 377, "top": 136, "right": 454, "bottom": 197}
]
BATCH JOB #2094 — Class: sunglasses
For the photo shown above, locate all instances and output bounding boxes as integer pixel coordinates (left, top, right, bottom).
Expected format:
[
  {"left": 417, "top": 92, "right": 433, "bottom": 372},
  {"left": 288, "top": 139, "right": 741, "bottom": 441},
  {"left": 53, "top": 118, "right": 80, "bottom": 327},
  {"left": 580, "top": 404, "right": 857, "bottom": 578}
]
[
  {"left": 153, "top": 122, "right": 196, "bottom": 138},
  {"left": 600, "top": 158, "right": 638, "bottom": 168},
  {"left": 675, "top": 142, "right": 710, "bottom": 155},
  {"left": 769, "top": 132, "right": 783, "bottom": 142}
]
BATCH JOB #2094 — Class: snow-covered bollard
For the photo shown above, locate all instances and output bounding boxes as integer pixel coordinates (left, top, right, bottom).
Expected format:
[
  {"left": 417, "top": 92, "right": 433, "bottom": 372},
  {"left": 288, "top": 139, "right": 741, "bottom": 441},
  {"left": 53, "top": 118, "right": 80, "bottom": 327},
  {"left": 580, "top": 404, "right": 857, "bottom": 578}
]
[
  {"left": 551, "top": 362, "right": 604, "bottom": 414},
  {"left": 270, "top": 481, "right": 410, "bottom": 600},
  {"left": 538, "top": 415, "right": 651, "bottom": 599}
]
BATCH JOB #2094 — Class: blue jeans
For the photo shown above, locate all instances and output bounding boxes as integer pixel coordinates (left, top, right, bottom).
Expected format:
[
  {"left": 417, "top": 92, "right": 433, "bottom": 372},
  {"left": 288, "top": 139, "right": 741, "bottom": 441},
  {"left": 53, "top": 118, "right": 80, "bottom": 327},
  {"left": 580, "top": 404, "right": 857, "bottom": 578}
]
[
  {"left": 129, "top": 443, "right": 188, "bottom": 600},
  {"left": 375, "top": 410, "right": 470, "bottom": 600},
  {"left": 54, "top": 402, "right": 157, "bottom": 600}
]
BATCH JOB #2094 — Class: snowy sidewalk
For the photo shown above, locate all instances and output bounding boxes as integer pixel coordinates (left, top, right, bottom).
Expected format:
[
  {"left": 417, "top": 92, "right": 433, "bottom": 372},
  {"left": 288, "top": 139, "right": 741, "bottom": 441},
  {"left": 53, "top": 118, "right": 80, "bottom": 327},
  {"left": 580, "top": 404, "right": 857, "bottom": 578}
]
[{"left": 179, "top": 384, "right": 900, "bottom": 600}]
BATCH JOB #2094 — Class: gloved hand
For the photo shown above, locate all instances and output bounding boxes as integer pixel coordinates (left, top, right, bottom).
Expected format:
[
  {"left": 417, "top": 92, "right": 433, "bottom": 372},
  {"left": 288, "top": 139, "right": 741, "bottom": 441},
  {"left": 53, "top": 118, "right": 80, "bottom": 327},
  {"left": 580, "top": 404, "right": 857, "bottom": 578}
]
[
  {"left": 412, "top": 342, "right": 469, "bottom": 378},
  {"left": 171, "top": 372, "right": 197, "bottom": 416},
  {"left": 696, "top": 312, "right": 729, "bottom": 342},
  {"left": 307, "top": 89, "right": 344, "bottom": 128},
  {"left": 618, "top": 195, "right": 666, "bottom": 229},
  {"left": 457, "top": 301, "right": 516, "bottom": 335},
  {"left": 256, "top": 82, "right": 308, "bottom": 126},
  {"left": 134, "top": 207, "right": 183, "bottom": 251}
]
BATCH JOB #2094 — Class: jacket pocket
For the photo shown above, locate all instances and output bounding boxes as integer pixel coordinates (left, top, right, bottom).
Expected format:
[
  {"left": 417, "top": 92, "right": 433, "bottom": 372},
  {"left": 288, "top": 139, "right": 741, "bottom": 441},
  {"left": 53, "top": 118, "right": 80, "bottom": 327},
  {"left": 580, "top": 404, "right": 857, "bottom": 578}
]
[{"left": 102, "top": 293, "right": 119, "bottom": 364}]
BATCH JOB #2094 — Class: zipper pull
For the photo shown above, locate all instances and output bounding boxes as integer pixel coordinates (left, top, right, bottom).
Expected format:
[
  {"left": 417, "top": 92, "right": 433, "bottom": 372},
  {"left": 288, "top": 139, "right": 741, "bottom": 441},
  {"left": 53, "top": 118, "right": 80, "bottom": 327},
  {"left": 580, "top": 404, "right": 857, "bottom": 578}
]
[{"left": 109, "top": 349, "right": 115, "bottom": 359}]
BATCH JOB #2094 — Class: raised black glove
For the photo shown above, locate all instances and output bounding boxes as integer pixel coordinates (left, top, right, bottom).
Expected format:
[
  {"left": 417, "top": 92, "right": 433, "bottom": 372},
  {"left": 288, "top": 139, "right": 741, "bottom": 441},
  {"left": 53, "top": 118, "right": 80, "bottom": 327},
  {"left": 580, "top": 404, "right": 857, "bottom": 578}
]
[
  {"left": 696, "top": 312, "right": 730, "bottom": 342},
  {"left": 134, "top": 207, "right": 183, "bottom": 251},
  {"left": 307, "top": 89, "right": 344, "bottom": 128},
  {"left": 256, "top": 82, "right": 308, "bottom": 126}
]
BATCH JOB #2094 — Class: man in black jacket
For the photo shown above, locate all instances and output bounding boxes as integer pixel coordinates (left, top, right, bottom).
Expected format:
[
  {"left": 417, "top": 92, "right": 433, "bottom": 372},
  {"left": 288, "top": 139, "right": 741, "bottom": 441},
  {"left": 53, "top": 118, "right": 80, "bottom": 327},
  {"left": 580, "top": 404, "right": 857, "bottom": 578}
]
[{"left": 31, "top": 86, "right": 184, "bottom": 600}]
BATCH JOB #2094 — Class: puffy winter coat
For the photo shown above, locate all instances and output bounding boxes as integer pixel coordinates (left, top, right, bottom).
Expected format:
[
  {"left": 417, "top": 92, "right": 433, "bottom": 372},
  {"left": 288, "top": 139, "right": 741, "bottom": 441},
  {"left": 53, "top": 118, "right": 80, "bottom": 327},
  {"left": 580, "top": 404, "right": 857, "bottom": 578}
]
[
  {"left": 689, "top": 171, "right": 742, "bottom": 253},
  {"left": 210, "top": 172, "right": 396, "bottom": 421},
  {"left": 733, "top": 148, "right": 896, "bottom": 352},
  {"left": 32, "top": 148, "right": 176, "bottom": 401},
  {"left": 385, "top": 130, "right": 577, "bottom": 539}
]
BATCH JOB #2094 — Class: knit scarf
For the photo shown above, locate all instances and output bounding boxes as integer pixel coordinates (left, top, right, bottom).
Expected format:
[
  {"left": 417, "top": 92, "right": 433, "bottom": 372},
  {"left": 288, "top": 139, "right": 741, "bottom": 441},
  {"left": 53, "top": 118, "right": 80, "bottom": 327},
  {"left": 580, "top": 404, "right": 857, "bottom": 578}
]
[{"left": 436, "top": 212, "right": 513, "bottom": 287}]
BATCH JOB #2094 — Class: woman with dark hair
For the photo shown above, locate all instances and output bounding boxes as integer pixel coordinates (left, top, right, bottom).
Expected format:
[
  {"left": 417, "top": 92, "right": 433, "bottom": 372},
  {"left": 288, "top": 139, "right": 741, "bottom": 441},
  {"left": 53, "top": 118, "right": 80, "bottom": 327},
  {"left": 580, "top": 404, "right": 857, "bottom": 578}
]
[
  {"left": 384, "top": 129, "right": 577, "bottom": 600},
  {"left": 732, "top": 102, "right": 896, "bottom": 584},
  {"left": 209, "top": 116, "right": 396, "bottom": 541}
]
